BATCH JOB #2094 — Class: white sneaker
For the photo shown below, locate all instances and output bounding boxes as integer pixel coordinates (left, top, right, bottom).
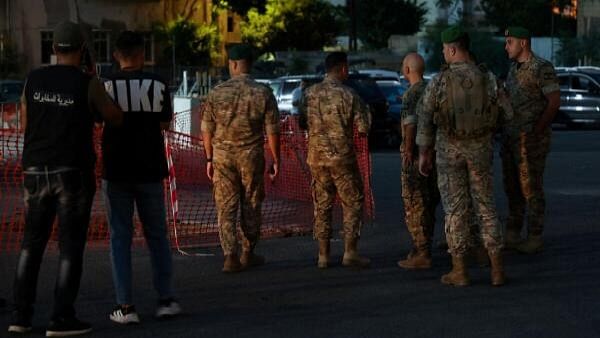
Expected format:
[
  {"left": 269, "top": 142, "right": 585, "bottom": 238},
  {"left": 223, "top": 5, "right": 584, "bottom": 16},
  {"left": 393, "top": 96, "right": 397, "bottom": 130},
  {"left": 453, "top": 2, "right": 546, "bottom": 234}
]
[
  {"left": 155, "top": 299, "right": 182, "bottom": 318},
  {"left": 109, "top": 305, "right": 140, "bottom": 325}
]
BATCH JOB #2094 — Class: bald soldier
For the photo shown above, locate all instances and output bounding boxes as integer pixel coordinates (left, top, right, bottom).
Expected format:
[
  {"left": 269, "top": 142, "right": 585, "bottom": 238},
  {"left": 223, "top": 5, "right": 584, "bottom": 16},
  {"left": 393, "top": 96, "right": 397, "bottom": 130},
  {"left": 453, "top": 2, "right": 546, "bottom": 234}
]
[
  {"left": 417, "top": 26, "right": 509, "bottom": 286},
  {"left": 502, "top": 27, "right": 560, "bottom": 254},
  {"left": 201, "top": 44, "right": 280, "bottom": 272},
  {"left": 397, "top": 52, "right": 440, "bottom": 270},
  {"left": 300, "top": 52, "right": 371, "bottom": 269}
]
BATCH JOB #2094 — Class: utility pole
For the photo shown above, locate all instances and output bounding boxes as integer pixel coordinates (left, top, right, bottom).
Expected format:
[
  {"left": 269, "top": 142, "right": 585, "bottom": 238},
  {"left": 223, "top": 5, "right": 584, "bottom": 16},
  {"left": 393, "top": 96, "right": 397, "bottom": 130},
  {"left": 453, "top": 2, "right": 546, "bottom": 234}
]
[
  {"left": 172, "top": 34, "right": 176, "bottom": 86},
  {"left": 347, "top": 0, "right": 357, "bottom": 51},
  {"left": 551, "top": 0, "right": 557, "bottom": 64}
]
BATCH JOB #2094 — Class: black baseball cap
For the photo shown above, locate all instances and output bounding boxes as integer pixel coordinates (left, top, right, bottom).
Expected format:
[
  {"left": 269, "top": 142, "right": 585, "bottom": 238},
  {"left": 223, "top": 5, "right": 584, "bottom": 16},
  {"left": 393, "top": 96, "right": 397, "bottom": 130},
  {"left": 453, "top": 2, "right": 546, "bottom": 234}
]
[{"left": 53, "top": 21, "right": 84, "bottom": 49}]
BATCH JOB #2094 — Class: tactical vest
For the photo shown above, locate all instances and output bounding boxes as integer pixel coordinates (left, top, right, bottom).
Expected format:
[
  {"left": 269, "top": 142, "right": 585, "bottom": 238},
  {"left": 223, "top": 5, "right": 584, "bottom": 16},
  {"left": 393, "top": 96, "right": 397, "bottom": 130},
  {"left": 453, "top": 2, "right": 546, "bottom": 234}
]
[{"left": 436, "top": 64, "right": 498, "bottom": 140}]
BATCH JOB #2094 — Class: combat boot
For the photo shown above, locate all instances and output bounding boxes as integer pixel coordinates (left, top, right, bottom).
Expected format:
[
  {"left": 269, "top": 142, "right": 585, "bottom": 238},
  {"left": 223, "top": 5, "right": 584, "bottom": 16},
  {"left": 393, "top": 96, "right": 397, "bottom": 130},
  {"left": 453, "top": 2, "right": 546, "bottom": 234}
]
[
  {"left": 515, "top": 235, "right": 543, "bottom": 254},
  {"left": 222, "top": 254, "right": 243, "bottom": 273},
  {"left": 240, "top": 251, "right": 266, "bottom": 269},
  {"left": 317, "top": 240, "right": 330, "bottom": 269},
  {"left": 342, "top": 238, "right": 370, "bottom": 268},
  {"left": 397, "top": 249, "right": 432, "bottom": 270},
  {"left": 489, "top": 252, "right": 506, "bottom": 286},
  {"left": 441, "top": 256, "right": 470, "bottom": 287},
  {"left": 504, "top": 230, "right": 521, "bottom": 250}
]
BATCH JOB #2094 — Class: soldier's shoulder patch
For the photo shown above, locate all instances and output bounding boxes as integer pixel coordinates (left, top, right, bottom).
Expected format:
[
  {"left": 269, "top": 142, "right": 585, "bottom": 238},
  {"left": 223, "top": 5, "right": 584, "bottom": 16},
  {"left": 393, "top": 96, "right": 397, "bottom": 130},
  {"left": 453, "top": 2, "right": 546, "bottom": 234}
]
[{"left": 478, "top": 63, "right": 489, "bottom": 73}]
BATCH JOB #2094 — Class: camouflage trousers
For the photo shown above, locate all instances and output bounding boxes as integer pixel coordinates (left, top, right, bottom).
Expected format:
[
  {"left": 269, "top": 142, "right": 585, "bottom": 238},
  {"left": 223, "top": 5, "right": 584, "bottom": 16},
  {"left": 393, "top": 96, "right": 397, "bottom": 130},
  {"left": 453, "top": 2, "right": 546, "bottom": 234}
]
[
  {"left": 401, "top": 160, "right": 440, "bottom": 253},
  {"left": 436, "top": 141, "right": 504, "bottom": 256},
  {"left": 501, "top": 130, "right": 550, "bottom": 237},
  {"left": 309, "top": 161, "right": 364, "bottom": 241},
  {"left": 212, "top": 146, "right": 265, "bottom": 255}
]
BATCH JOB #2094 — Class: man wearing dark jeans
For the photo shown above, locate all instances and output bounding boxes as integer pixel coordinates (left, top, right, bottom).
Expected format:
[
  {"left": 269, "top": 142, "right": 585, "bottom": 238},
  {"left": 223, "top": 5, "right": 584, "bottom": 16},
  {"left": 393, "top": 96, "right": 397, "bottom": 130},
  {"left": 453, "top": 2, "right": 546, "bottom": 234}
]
[
  {"left": 9, "top": 21, "right": 122, "bottom": 336},
  {"left": 101, "top": 31, "right": 179, "bottom": 325}
]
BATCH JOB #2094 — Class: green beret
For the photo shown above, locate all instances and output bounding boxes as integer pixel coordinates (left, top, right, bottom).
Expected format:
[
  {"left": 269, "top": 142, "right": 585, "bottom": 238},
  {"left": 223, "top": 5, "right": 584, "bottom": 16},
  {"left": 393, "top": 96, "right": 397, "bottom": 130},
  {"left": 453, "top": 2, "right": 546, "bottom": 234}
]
[
  {"left": 441, "top": 25, "right": 466, "bottom": 44},
  {"left": 505, "top": 26, "right": 530, "bottom": 39},
  {"left": 228, "top": 43, "right": 253, "bottom": 61}
]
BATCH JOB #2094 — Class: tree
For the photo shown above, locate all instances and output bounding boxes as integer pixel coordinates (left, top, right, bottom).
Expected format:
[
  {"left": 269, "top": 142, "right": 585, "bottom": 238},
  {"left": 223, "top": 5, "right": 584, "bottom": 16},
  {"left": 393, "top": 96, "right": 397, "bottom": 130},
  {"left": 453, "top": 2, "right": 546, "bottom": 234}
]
[
  {"left": 422, "top": 23, "right": 509, "bottom": 76},
  {"left": 224, "top": 0, "right": 267, "bottom": 15},
  {"left": 162, "top": 0, "right": 202, "bottom": 21},
  {"left": 356, "top": 0, "right": 428, "bottom": 49},
  {"left": 153, "top": 17, "right": 220, "bottom": 67},
  {"left": 557, "top": 33, "right": 600, "bottom": 66},
  {"left": 240, "top": 0, "right": 345, "bottom": 53},
  {"left": 480, "top": 0, "right": 576, "bottom": 37}
]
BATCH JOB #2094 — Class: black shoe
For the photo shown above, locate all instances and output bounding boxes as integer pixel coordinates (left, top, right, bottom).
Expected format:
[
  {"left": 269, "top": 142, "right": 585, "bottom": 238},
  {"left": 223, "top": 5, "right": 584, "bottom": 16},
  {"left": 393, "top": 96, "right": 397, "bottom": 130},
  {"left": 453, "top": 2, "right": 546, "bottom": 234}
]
[
  {"left": 7, "top": 310, "right": 32, "bottom": 334},
  {"left": 46, "top": 317, "right": 92, "bottom": 337}
]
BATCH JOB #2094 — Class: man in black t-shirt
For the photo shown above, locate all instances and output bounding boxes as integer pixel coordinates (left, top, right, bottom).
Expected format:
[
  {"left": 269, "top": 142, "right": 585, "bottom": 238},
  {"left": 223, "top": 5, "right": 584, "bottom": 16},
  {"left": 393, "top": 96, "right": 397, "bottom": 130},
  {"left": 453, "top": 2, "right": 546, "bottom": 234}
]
[
  {"left": 9, "top": 21, "right": 122, "bottom": 336},
  {"left": 101, "top": 31, "right": 180, "bottom": 325}
]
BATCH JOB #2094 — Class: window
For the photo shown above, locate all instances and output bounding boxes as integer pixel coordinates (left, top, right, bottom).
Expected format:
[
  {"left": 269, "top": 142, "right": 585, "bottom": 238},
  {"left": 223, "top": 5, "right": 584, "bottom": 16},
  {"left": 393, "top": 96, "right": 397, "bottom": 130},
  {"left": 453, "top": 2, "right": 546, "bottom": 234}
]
[
  {"left": 142, "top": 32, "right": 155, "bottom": 64},
  {"left": 93, "top": 30, "right": 110, "bottom": 63},
  {"left": 572, "top": 75, "right": 591, "bottom": 91},
  {"left": 281, "top": 81, "right": 300, "bottom": 96},
  {"left": 558, "top": 75, "right": 570, "bottom": 90},
  {"left": 227, "top": 16, "right": 234, "bottom": 33},
  {"left": 269, "top": 82, "right": 281, "bottom": 96},
  {"left": 40, "top": 31, "right": 54, "bottom": 64}
]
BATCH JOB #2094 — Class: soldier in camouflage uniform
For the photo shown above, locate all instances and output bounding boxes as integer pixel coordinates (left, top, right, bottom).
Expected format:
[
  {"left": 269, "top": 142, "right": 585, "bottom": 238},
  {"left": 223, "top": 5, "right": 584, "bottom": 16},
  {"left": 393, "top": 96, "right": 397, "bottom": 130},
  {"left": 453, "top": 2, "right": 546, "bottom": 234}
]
[
  {"left": 397, "top": 52, "right": 440, "bottom": 270},
  {"left": 201, "top": 44, "right": 281, "bottom": 273},
  {"left": 299, "top": 52, "right": 371, "bottom": 269},
  {"left": 502, "top": 27, "right": 560, "bottom": 254},
  {"left": 417, "top": 26, "right": 510, "bottom": 286}
]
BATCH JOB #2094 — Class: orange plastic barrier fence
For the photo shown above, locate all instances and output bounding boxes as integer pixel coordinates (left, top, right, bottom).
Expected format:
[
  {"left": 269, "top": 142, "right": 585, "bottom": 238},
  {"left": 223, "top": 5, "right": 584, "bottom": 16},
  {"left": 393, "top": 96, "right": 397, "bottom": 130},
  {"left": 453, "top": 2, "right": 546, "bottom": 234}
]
[{"left": 0, "top": 111, "right": 374, "bottom": 252}]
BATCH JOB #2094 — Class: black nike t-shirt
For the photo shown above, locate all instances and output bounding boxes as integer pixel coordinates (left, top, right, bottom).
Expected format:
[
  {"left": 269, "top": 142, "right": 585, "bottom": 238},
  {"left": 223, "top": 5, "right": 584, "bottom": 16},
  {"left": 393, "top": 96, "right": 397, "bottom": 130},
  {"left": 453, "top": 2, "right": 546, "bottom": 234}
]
[{"left": 102, "top": 70, "right": 172, "bottom": 182}]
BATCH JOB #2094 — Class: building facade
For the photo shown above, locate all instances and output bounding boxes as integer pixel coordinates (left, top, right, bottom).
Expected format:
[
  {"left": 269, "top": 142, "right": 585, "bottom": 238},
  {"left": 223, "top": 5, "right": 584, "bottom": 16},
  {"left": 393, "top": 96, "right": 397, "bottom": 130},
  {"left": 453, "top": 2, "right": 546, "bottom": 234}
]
[
  {"left": 0, "top": 0, "right": 241, "bottom": 75},
  {"left": 578, "top": 0, "right": 600, "bottom": 37}
]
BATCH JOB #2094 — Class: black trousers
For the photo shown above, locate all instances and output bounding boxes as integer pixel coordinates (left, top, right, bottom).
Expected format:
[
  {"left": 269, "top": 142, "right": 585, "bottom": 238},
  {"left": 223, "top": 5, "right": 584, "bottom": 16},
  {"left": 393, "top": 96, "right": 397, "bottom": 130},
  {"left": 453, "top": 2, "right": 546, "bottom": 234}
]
[{"left": 13, "top": 167, "right": 95, "bottom": 320}]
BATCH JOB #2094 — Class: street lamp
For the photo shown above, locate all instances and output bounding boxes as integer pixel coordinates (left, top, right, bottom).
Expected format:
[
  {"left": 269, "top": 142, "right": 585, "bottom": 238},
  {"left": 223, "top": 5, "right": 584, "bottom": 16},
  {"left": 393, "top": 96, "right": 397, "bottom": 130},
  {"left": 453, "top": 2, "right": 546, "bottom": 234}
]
[{"left": 550, "top": 1, "right": 560, "bottom": 64}]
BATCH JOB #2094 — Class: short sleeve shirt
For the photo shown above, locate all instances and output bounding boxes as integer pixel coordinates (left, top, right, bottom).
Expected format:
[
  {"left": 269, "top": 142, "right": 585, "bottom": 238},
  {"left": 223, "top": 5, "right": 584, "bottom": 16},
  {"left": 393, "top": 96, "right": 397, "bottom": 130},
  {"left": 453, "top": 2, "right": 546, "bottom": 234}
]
[{"left": 200, "top": 74, "right": 279, "bottom": 152}]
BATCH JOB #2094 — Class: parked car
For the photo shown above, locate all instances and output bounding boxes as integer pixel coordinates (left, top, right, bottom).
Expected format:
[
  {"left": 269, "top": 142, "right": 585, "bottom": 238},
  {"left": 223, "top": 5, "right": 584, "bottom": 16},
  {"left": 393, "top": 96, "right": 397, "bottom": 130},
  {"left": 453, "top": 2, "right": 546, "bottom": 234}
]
[
  {"left": 268, "top": 75, "right": 322, "bottom": 114},
  {"left": 375, "top": 79, "right": 409, "bottom": 122},
  {"left": 357, "top": 69, "right": 402, "bottom": 82},
  {"left": 555, "top": 67, "right": 600, "bottom": 127},
  {"left": 0, "top": 80, "right": 23, "bottom": 130},
  {"left": 269, "top": 74, "right": 396, "bottom": 147},
  {"left": 344, "top": 74, "right": 393, "bottom": 147},
  {"left": 0, "top": 80, "right": 23, "bottom": 103}
]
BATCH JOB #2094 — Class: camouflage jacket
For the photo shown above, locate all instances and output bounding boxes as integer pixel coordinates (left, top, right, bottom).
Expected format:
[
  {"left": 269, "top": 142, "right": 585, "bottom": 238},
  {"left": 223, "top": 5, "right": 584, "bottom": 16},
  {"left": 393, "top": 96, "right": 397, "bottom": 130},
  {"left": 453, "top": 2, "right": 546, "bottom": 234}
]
[
  {"left": 416, "top": 62, "right": 509, "bottom": 148},
  {"left": 299, "top": 76, "right": 371, "bottom": 166},
  {"left": 200, "top": 74, "right": 279, "bottom": 152},
  {"left": 401, "top": 80, "right": 427, "bottom": 127},
  {"left": 505, "top": 53, "right": 559, "bottom": 131}
]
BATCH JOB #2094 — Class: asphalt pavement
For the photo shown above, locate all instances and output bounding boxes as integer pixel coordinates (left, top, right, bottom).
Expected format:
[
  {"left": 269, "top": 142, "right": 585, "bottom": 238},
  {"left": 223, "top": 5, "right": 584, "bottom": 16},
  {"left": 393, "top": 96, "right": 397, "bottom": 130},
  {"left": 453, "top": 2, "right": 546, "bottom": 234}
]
[{"left": 1, "top": 130, "right": 599, "bottom": 338}]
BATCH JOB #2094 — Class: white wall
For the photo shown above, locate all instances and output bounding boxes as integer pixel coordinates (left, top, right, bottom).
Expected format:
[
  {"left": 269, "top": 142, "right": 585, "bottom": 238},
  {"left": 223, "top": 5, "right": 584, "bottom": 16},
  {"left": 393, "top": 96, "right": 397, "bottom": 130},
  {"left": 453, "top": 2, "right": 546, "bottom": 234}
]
[{"left": 531, "top": 37, "right": 560, "bottom": 65}]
